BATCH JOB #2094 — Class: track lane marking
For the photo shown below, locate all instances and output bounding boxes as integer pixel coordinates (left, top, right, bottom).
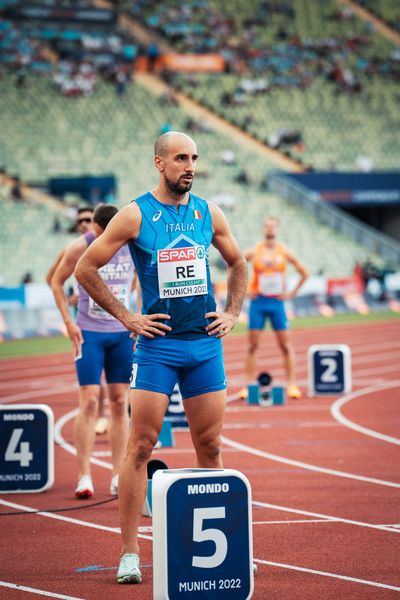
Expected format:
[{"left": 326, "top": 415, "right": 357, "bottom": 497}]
[
  {"left": 252, "top": 500, "right": 400, "bottom": 534},
  {"left": 331, "top": 383, "right": 400, "bottom": 445},
  {"left": 0, "top": 499, "right": 152, "bottom": 540},
  {"left": 221, "top": 434, "right": 400, "bottom": 488},
  {"left": 0, "top": 580, "right": 85, "bottom": 599},
  {"left": 253, "top": 559, "right": 400, "bottom": 592},
  {"left": 1, "top": 498, "right": 399, "bottom": 593}
]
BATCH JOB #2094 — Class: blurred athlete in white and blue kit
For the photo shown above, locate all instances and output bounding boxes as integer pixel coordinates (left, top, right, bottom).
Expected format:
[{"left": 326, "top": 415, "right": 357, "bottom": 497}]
[{"left": 75, "top": 132, "right": 247, "bottom": 584}]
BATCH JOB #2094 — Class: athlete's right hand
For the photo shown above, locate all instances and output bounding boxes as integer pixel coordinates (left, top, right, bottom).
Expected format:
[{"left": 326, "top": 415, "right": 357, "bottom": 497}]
[
  {"left": 123, "top": 313, "right": 171, "bottom": 338},
  {"left": 65, "top": 320, "right": 83, "bottom": 358}
]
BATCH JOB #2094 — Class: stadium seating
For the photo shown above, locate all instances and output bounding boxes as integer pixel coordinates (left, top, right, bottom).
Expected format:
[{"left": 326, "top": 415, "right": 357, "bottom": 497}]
[
  {"left": 0, "top": 75, "right": 378, "bottom": 285},
  {"left": 127, "top": 0, "right": 399, "bottom": 171}
]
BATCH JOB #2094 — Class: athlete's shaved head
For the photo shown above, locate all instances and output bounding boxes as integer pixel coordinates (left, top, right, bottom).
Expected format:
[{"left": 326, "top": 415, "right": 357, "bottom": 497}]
[
  {"left": 154, "top": 131, "right": 196, "bottom": 158},
  {"left": 153, "top": 131, "right": 198, "bottom": 197}
]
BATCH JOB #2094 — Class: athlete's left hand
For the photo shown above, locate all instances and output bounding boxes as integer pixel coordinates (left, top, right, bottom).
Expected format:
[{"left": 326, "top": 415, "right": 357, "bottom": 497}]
[{"left": 205, "top": 311, "right": 237, "bottom": 338}]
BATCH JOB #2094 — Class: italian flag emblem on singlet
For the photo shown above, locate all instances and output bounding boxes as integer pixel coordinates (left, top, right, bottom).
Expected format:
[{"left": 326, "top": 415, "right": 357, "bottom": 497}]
[{"left": 192, "top": 209, "right": 202, "bottom": 220}]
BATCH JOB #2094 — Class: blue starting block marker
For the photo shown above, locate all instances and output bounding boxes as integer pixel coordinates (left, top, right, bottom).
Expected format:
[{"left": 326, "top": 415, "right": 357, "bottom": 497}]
[
  {"left": 152, "top": 468, "right": 254, "bottom": 599},
  {"left": 157, "top": 420, "right": 175, "bottom": 448},
  {"left": 247, "top": 383, "right": 259, "bottom": 405},
  {"left": 165, "top": 384, "right": 188, "bottom": 430},
  {"left": 0, "top": 404, "right": 54, "bottom": 493},
  {"left": 308, "top": 344, "right": 352, "bottom": 397}
]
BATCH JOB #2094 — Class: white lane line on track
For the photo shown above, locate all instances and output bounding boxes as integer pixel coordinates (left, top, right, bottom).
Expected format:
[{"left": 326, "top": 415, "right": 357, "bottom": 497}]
[
  {"left": 0, "top": 581, "right": 84, "bottom": 600},
  {"left": 253, "top": 559, "right": 400, "bottom": 592},
  {"left": 56, "top": 401, "right": 400, "bottom": 489},
  {"left": 54, "top": 408, "right": 112, "bottom": 471},
  {"left": 0, "top": 499, "right": 152, "bottom": 541},
  {"left": 331, "top": 383, "right": 400, "bottom": 446},
  {"left": 253, "top": 519, "right": 336, "bottom": 525},
  {"left": 252, "top": 500, "right": 400, "bottom": 534},
  {"left": 0, "top": 385, "right": 77, "bottom": 404},
  {"left": 221, "top": 435, "right": 400, "bottom": 488},
  {"left": 1, "top": 499, "right": 399, "bottom": 594},
  {"left": 54, "top": 412, "right": 400, "bottom": 535}
]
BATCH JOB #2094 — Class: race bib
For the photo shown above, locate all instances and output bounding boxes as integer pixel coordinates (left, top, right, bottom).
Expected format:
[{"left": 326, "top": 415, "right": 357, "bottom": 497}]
[
  {"left": 88, "top": 284, "right": 129, "bottom": 320},
  {"left": 259, "top": 273, "right": 284, "bottom": 296},
  {"left": 157, "top": 245, "right": 208, "bottom": 298}
]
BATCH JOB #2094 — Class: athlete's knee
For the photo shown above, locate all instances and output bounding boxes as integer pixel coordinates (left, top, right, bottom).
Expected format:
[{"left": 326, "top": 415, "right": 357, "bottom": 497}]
[
  {"left": 109, "top": 392, "right": 128, "bottom": 418},
  {"left": 80, "top": 392, "right": 99, "bottom": 419},
  {"left": 195, "top": 430, "right": 222, "bottom": 461},
  {"left": 279, "top": 339, "right": 293, "bottom": 356},
  {"left": 248, "top": 339, "right": 259, "bottom": 354},
  {"left": 126, "top": 430, "right": 157, "bottom": 465}
]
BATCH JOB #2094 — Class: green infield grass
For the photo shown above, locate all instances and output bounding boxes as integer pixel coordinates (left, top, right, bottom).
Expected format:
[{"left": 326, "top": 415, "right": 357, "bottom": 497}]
[{"left": 0, "top": 310, "right": 398, "bottom": 359}]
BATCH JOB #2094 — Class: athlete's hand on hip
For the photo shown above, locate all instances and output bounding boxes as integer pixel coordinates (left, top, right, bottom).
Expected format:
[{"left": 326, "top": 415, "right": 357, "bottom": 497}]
[
  {"left": 276, "top": 291, "right": 293, "bottom": 301},
  {"left": 65, "top": 321, "right": 83, "bottom": 358},
  {"left": 205, "top": 311, "right": 237, "bottom": 338},
  {"left": 124, "top": 313, "right": 171, "bottom": 338}
]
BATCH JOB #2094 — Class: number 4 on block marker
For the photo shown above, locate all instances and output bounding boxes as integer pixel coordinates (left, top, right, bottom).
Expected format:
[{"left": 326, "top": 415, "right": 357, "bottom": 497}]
[{"left": 5, "top": 429, "right": 33, "bottom": 467}]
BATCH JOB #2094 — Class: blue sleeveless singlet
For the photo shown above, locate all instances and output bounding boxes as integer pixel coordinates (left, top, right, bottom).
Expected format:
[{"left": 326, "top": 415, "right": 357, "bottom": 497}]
[{"left": 128, "top": 192, "right": 216, "bottom": 340}]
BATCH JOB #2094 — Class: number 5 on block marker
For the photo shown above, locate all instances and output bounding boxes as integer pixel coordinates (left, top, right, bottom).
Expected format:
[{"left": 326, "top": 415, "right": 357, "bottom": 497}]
[
  {"left": 0, "top": 404, "right": 54, "bottom": 493},
  {"left": 152, "top": 468, "right": 254, "bottom": 599}
]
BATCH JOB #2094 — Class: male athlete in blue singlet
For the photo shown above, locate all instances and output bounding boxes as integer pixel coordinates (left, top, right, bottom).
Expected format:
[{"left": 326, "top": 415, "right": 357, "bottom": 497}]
[
  {"left": 75, "top": 132, "right": 247, "bottom": 584},
  {"left": 51, "top": 204, "right": 135, "bottom": 499}
]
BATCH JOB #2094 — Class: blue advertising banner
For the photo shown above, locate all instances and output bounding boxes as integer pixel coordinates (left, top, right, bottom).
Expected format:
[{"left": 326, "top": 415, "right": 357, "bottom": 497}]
[{"left": 285, "top": 171, "right": 400, "bottom": 206}]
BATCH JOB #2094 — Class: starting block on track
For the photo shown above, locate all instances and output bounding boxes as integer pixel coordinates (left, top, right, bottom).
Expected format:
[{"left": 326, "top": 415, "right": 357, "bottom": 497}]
[
  {"left": 247, "top": 372, "right": 286, "bottom": 406},
  {"left": 308, "top": 344, "right": 352, "bottom": 397},
  {"left": 152, "top": 468, "right": 254, "bottom": 599},
  {"left": 143, "top": 459, "right": 168, "bottom": 517},
  {"left": 165, "top": 384, "right": 188, "bottom": 430},
  {"left": 0, "top": 404, "right": 54, "bottom": 493},
  {"left": 157, "top": 420, "right": 175, "bottom": 448}
]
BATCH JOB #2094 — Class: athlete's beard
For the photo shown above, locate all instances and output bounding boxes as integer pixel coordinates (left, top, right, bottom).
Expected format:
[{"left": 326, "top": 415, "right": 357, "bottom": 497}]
[
  {"left": 164, "top": 174, "right": 193, "bottom": 196},
  {"left": 265, "top": 233, "right": 276, "bottom": 241}
]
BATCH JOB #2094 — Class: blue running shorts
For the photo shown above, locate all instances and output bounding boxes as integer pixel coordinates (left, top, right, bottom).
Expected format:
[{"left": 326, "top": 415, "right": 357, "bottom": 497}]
[
  {"left": 75, "top": 330, "right": 134, "bottom": 386},
  {"left": 130, "top": 336, "right": 226, "bottom": 399},
  {"left": 249, "top": 296, "right": 288, "bottom": 331}
]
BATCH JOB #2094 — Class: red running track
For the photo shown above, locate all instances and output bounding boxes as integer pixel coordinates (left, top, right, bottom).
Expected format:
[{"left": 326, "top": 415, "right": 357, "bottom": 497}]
[{"left": 0, "top": 319, "right": 399, "bottom": 599}]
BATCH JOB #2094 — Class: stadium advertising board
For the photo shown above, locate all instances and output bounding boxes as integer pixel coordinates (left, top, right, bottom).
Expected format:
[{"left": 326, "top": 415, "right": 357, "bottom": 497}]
[
  {"left": 155, "top": 54, "right": 225, "bottom": 73},
  {"left": 285, "top": 172, "right": 400, "bottom": 206}
]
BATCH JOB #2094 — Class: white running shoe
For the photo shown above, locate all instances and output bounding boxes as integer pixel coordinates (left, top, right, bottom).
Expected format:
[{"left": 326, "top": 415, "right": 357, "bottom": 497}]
[
  {"left": 110, "top": 474, "right": 119, "bottom": 496},
  {"left": 117, "top": 553, "right": 142, "bottom": 584},
  {"left": 95, "top": 416, "right": 108, "bottom": 435},
  {"left": 74, "top": 475, "right": 94, "bottom": 499}
]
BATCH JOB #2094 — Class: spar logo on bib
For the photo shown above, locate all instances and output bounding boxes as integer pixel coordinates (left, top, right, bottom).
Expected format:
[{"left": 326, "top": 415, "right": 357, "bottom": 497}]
[{"left": 159, "top": 247, "right": 204, "bottom": 262}]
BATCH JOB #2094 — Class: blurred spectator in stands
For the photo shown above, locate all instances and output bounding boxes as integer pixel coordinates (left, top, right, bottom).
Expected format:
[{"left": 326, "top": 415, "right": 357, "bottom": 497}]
[
  {"left": 185, "top": 117, "right": 212, "bottom": 134},
  {"left": 10, "top": 178, "right": 24, "bottom": 202},
  {"left": 356, "top": 154, "right": 374, "bottom": 172},
  {"left": 221, "top": 149, "right": 236, "bottom": 165},
  {"left": 104, "top": 189, "right": 118, "bottom": 204},
  {"left": 89, "top": 187, "right": 102, "bottom": 206},
  {"left": 210, "top": 192, "right": 235, "bottom": 211},
  {"left": 21, "top": 272, "right": 33, "bottom": 284},
  {"left": 361, "top": 258, "right": 379, "bottom": 283},
  {"left": 147, "top": 42, "right": 160, "bottom": 71},
  {"left": 159, "top": 122, "right": 173, "bottom": 135},
  {"left": 267, "top": 129, "right": 303, "bottom": 150},
  {"left": 160, "top": 87, "right": 179, "bottom": 106},
  {"left": 235, "top": 170, "right": 250, "bottom": 185},
  {"left": 52, "top": 216, "right": 62, "bottom": 234},
  {"left": 115, "top": 69, "right": 128, "bottom": 97}
]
